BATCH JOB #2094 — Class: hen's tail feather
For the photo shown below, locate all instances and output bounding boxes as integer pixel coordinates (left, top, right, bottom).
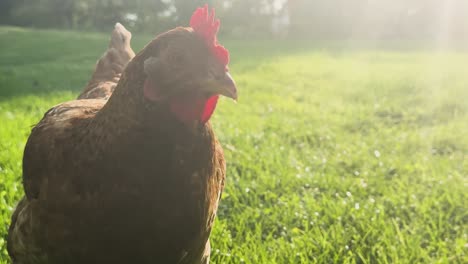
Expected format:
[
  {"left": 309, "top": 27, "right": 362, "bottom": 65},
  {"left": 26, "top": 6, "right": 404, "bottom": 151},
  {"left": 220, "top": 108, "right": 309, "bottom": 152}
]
[{"left": 78, "top": 23, "right": 135, "bottom": 100}]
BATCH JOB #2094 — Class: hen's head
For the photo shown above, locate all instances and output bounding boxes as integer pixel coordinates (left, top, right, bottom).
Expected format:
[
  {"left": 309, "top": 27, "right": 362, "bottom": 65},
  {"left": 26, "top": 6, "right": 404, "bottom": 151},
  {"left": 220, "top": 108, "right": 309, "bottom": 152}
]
[{"left": 141, "top": 5, "right": 237, "bottom": 125}]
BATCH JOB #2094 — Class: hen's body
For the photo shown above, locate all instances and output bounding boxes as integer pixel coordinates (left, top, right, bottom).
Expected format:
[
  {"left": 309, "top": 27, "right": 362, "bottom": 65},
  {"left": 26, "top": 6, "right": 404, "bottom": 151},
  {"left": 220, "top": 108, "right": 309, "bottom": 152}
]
[{"left": 8, "top": 24, "right": 225, "bottom": 264}]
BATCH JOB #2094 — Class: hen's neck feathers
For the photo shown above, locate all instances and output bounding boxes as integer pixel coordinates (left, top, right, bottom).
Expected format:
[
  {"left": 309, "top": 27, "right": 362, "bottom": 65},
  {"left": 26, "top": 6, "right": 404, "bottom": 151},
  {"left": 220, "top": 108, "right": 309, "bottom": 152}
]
[
  {"left": 91, "top": 59, "right": 144, "bottom": 131},
  {"left": 89, "top": 50, "right": 210, "bottom": 148}
]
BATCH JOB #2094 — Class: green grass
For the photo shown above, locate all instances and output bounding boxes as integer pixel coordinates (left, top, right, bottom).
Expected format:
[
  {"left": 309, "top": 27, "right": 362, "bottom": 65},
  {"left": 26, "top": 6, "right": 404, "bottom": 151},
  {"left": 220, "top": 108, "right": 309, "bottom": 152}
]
[{"left": 0, "top": 26, "right": 467, "bottom": 263}]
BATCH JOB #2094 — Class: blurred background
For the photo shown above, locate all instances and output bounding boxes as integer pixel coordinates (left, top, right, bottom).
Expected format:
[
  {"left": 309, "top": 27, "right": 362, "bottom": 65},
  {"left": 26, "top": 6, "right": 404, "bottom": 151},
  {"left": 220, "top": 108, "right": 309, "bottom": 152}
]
[{"left": 1, "top": 0, "right": 468, "bottom": 48}]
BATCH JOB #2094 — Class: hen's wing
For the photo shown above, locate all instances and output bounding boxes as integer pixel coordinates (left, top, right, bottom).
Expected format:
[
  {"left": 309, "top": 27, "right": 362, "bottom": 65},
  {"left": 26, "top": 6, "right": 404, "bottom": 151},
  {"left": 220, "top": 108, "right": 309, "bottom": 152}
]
[
  {"left": 7, "top": 24, "right": 129, "bottom": 263},
  {"left": 22, "top": 99, "right": 105, "bottom": 200},
  {"left": 7, "top": 99, "right": 105, "bottom": 264},
  {"left": 78, "top": 23, "right": 135, "bottom": 100}
]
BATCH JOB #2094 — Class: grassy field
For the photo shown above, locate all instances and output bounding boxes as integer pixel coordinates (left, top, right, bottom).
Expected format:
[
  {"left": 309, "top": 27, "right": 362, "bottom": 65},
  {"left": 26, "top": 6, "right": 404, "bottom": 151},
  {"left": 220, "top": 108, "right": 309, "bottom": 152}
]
[{"left": 0, "top": 26, "right": 467, "bottom": 263}]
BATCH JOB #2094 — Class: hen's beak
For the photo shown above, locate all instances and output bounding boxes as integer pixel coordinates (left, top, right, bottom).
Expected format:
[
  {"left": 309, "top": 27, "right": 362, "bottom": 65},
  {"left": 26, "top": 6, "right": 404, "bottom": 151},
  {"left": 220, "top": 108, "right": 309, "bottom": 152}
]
[{"left": 204, "top": 72, "right": 238, "bottom": 101}]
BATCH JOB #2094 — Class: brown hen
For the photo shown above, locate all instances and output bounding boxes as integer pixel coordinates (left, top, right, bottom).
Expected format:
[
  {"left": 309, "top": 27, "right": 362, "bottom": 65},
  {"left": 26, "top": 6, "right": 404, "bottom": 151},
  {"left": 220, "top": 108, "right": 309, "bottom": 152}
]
[{"left": 7, "top": 6, "right": 236, "bottom": 264}]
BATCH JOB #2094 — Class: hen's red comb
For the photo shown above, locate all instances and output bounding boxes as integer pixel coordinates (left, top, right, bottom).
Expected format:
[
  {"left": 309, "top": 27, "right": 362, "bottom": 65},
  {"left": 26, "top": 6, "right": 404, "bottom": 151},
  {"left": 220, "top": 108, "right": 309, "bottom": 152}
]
[{"left": 190, "top": 5, "right": 229, "bottom": 68}]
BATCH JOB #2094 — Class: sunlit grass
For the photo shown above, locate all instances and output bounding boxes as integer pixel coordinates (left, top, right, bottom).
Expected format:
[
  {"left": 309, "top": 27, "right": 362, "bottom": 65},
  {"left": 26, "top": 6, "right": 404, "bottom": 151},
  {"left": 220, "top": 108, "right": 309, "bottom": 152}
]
[{"left": 0, "top": 26, "right": 467, "bottom": 263}]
